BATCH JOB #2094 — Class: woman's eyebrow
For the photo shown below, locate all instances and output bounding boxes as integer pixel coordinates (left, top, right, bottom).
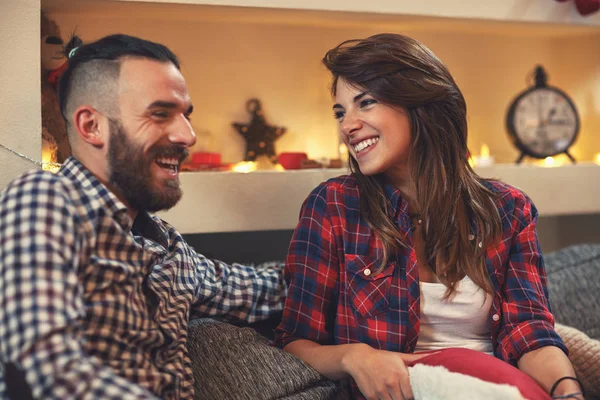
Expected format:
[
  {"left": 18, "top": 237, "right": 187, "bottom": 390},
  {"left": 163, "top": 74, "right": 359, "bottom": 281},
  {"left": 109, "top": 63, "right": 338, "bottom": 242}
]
[{"left": 332, "top": 92, "right": 367, "bottom": 110}]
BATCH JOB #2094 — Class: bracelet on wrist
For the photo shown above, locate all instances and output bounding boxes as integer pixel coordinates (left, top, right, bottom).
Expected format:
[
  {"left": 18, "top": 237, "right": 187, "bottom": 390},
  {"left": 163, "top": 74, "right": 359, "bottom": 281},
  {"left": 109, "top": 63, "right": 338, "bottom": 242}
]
[
  {"left": 552, "top": 392, "right": 584, "bottom": 399},
  {"left": 550, "top": 376, "right": 584, "bottom": 398}
]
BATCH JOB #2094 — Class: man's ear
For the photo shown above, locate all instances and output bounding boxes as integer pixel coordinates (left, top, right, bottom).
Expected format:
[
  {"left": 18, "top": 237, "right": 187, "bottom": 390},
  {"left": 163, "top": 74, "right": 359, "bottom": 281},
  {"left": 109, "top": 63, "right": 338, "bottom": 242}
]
[{"left": 72, "top": 105, "right": 107, "bottom": 147}]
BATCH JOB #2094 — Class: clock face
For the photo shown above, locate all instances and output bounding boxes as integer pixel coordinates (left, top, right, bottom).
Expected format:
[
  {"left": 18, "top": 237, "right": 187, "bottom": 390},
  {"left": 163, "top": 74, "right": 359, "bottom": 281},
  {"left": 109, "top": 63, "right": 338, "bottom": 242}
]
[{"left": 509, "top": 87, "right": 579, "bottom": 158}]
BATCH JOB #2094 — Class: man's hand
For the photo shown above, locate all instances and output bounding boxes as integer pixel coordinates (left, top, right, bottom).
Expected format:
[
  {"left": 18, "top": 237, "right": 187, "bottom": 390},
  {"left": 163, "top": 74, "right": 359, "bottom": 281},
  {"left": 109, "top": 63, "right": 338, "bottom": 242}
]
[{"left": 341, "top": 344, "right": 432, "bottom": 400}]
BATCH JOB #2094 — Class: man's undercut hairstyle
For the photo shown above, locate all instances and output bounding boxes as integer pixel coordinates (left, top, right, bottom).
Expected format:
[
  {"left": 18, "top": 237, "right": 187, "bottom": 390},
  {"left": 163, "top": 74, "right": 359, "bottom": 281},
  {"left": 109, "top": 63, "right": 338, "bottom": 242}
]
[{"left": 57, "top": 34, "right": 181, "bottom": 132}]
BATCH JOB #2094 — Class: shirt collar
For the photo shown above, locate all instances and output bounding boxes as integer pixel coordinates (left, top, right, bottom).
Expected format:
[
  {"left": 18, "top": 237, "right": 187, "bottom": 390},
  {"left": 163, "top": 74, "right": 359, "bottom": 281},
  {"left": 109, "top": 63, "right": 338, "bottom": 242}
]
[
  {"left": 379, "top": 175, "right": 409, "bottom": 219},
  {"left": 58, "top": 157, "right": 133, "bottom": 231}
]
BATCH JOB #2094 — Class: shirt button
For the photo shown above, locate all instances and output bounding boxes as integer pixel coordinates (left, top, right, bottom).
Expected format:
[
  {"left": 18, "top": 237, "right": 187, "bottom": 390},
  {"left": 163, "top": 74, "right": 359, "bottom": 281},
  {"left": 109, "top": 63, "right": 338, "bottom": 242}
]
[
  {"left": 492, "top": 314, "right": 500, "bottom": 322},
  {"left": 364, "top": 269, "right": 371, "bottom": 276}
]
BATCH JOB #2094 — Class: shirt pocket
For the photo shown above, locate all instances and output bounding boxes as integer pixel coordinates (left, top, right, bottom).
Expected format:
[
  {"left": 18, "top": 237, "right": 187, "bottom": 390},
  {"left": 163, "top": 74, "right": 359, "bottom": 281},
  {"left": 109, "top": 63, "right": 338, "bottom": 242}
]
[{"left": 345, "top": 254, "right": 395, "bottom": 318}]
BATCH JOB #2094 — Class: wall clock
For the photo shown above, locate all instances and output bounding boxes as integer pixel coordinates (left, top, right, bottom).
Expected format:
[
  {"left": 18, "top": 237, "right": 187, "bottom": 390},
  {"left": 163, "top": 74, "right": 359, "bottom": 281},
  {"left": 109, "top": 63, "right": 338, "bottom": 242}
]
[{"left": 505, "top": 65, "right": 580, "bottom": 164}]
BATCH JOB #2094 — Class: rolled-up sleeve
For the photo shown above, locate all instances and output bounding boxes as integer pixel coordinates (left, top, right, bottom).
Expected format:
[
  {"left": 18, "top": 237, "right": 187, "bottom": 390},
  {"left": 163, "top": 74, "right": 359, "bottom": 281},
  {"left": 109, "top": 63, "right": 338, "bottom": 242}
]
[
  {"left": 495, "top": 195, "right": 568, "bottom": 365},
  {"left": 275, "top": 184, "right": 339, "bottom": 348}
]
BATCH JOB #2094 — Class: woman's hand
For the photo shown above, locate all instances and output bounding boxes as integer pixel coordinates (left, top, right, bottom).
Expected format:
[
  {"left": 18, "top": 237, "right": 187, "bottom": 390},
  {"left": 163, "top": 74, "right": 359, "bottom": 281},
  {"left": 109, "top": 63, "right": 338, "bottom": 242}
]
[{"left": 341, "top": 343, "right": 432, "bottom": 400}]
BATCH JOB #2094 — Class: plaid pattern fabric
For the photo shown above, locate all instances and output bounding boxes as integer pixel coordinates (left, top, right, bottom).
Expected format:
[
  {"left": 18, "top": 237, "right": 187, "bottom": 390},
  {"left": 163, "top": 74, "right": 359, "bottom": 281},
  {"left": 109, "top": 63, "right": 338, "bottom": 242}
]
[
  {"left": 0, "top": 157, "right": 286, "bottom": 400},
  {"left": 275, "top": 175, "right": 567, "bottom": 397}
]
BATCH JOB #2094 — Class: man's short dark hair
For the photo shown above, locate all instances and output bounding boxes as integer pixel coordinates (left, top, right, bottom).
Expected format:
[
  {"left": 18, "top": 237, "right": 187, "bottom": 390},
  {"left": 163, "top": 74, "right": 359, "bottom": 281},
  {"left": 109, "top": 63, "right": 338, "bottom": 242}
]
[{"left": 57, "top": 34, "right": 180, "bottom": 123}]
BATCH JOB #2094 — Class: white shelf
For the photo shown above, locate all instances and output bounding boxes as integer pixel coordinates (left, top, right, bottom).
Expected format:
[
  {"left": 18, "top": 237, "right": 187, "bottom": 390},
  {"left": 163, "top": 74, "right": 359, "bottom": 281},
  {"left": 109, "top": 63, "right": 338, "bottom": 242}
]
[{"left": 158, "top": 163, "right": 600, "bottom": 233}]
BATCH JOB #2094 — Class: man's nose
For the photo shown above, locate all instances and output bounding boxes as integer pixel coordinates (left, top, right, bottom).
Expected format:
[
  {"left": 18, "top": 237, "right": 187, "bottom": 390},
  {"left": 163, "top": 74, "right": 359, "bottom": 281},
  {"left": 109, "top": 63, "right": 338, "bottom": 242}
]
[{"left": 169, "top": 114, "right": 197, "bottom": 147}]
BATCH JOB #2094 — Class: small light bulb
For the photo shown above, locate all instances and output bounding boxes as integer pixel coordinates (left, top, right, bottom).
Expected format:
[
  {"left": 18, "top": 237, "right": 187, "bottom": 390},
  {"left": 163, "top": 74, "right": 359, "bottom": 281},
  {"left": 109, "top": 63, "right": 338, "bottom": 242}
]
[
  {"left": 544, "top": 157, "right": 556, "bottom": 167},
  {"left": 232, "top": 161, "right": 257, "bottom": 173},
  {"left": 481, "top": 144, "right": 490, "bottom": 158}
]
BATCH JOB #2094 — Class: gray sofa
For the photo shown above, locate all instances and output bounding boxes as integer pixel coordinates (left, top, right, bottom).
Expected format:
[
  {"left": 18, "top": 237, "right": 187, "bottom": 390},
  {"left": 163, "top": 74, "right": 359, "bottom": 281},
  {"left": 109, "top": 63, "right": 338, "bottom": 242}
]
[{"left": 188, "top": 244, "right": 600, "bottom": 399}]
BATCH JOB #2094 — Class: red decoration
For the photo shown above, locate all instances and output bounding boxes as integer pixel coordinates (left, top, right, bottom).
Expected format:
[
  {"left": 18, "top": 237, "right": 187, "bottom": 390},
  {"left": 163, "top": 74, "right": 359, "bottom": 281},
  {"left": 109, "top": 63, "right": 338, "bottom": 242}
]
[
  {"left": 555, "top": 0, "right": 600, "bottom": 15},
  {"left": 575, "top": 0, "right": 600, "bottom": 15},
  {"left": 47, "top": 61, "right": 68, "bottom": 88},
  {"left": 278, "top": 152, "right": 308, "bottom": 170},
  {"left": 181, "top": 152, "right": 230, "bottom": 171},
  {"left": 191, "top": 152, "right": 221, "bottom": 166}
]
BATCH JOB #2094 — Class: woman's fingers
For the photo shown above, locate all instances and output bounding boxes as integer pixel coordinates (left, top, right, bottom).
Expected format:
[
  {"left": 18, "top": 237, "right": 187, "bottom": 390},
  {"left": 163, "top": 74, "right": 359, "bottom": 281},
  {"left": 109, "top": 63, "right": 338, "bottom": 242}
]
[
  {"left": 398, "top": 371, "right": 414, "bottom": 400},
  {"left": 387, "top": 382, "right": 408, "bottom": 400},
  {"left": 350, "top": 347, "right": 419, "bottom": 400},
  {"left": 398, "top": 351, "right": 440, "bottom": 366}
]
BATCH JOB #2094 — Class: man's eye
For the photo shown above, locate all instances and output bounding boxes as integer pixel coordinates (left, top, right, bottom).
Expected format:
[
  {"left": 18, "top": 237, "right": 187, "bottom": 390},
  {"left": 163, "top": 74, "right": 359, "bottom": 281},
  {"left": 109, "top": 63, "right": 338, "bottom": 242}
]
[
  {"left": 333, "top": 111, "right": 345, "bottom": 120},
  {"left": 152, "top": 111, "right": 169, "bottom": 118}
]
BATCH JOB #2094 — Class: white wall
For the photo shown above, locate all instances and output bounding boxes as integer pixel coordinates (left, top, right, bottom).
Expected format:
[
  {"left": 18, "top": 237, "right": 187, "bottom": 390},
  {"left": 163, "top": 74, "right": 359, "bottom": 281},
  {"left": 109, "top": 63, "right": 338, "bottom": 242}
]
[
  {"left": 45, "top": 6, "right": 600, "bottom": 164},
  {"left": 2, "top": 0, "right": 598, "bottom": 252},
  {"left": 0, "top": 0, "right": 41, "bottom": 189}
]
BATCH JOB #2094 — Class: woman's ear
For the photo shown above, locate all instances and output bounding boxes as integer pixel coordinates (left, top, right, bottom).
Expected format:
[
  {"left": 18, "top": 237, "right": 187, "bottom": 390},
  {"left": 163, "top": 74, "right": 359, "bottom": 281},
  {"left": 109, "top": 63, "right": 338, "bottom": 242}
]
[{"left": 72, "top": 105, "right": 107, "bottom": 147}]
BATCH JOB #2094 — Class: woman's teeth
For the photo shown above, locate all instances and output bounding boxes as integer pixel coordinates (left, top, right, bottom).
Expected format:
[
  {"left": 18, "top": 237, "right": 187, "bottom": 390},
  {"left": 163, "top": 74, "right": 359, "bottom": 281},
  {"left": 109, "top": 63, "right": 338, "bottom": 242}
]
[{"left": 353, "top": 137, "right": 380, "bottom": 153}]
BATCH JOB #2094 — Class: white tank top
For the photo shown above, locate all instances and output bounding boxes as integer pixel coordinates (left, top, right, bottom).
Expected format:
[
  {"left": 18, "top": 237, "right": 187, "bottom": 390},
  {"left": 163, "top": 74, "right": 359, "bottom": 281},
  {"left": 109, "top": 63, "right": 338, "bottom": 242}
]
[{"left": 414, "top": 275, "right": 494, "bottom": 355}]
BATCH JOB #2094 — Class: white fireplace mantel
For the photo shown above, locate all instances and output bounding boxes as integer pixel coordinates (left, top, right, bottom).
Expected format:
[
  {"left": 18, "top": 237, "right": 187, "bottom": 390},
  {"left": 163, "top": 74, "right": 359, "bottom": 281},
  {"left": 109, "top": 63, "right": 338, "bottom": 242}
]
[{"left": 159, "top": 163, "right": 600, "bottom": 234}]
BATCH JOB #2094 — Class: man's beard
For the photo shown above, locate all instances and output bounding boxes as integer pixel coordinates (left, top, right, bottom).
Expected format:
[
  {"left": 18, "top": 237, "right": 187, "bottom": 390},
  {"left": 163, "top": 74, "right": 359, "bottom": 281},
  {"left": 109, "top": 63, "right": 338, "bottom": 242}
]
[{"left": 107, "top": 119, "right": 188, "bottom": 213}]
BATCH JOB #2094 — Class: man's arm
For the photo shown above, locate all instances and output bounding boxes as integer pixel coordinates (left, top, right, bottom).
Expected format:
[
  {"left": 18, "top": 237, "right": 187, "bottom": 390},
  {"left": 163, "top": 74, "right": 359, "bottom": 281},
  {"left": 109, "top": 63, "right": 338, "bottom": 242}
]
[
  {"left": 190, "top": 255, "right": 287, "bottom": 324},
  {"left": 0, "top": 174, "right": 158, "bottom": 399}
]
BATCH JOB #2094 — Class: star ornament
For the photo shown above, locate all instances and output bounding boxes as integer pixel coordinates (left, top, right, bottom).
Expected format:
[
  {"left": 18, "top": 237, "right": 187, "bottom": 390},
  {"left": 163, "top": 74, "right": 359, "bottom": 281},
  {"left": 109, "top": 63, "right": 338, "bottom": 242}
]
[{"left": 232, "top": 98, "right": 286, "bottom": 162}]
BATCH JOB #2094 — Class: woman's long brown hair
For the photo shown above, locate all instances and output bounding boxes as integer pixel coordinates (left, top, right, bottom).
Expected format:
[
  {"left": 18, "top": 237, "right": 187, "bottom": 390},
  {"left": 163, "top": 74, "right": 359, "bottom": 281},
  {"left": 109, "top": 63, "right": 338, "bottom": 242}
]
[{"left": 323, "top": 33, "right": 501, "bottom": 296}]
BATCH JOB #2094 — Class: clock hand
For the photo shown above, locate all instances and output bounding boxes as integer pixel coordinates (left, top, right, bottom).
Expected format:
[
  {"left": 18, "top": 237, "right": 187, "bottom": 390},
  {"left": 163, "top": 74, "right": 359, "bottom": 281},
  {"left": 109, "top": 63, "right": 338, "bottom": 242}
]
[
  {"left": 536, "top": 126, "right": 548, "bottom": 141},
  {"left": 537, "top": 93, "right": 543, "bottom": 124},
  {"left": 546, "top": 119, "right": 571, "bottom": 126},
  {"left": 544, "top": 108, "right": 556, "bottom": 125}
]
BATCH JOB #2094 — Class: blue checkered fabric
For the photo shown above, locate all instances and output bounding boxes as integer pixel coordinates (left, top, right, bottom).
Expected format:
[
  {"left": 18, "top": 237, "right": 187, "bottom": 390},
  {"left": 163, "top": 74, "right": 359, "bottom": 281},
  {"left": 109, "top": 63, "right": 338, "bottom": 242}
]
[{"left": 0, "top": 157, "right": 286, "bottom": 399}]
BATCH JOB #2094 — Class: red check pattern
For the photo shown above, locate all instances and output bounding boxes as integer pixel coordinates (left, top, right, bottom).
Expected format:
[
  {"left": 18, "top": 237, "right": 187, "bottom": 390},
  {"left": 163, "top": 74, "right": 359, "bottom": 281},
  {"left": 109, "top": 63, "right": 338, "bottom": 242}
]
[{"left": 275, "top": 174, "right": 566, "bottom": 398}]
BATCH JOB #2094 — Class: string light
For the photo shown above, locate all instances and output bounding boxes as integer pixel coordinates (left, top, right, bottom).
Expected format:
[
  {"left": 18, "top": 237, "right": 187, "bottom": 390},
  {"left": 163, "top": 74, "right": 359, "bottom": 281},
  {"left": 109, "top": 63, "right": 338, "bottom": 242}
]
[
  {"left": 0, "top": 142, "right": 62, "bottom": 172},
  {"left": 231, "top": 161, "right": 257, "bottom": 173}
]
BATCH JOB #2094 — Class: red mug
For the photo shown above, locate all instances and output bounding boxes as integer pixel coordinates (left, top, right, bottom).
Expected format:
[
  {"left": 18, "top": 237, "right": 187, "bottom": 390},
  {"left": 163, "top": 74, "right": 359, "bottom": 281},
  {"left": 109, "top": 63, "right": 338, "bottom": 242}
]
[
  {"left": 191, "top": 152, "right": 221, "bottom": 166},
  {"left": 278, "top": 152, "right": 308, "bottom": 170}
]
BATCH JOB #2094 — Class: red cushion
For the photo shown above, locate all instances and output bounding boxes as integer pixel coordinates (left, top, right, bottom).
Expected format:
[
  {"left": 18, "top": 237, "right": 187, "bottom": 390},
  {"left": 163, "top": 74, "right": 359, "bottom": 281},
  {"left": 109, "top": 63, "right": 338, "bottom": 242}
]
[{"left": 407, "top": 348, "right": 551, "bottom": 400}]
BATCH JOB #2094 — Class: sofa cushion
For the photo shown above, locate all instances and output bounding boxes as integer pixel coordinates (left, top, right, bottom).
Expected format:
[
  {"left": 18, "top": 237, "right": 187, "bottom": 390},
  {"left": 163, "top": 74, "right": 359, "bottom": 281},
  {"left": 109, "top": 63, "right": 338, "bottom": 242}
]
[
  {"left": 544, "top": 244, "right": 600, "bottom": 340},
  {"left": 187, "top": 318, "right": 349, "bottom": 400},
  {"left": 555, "top": 323, "right": 600, "bottom": 399}
]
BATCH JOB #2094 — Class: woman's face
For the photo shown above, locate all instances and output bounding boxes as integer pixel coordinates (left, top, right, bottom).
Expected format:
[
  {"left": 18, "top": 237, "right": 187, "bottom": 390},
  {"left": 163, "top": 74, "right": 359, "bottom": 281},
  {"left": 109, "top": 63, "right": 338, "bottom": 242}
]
[{"left": 334, "top": 78, "right": 412, "bottom": 185}]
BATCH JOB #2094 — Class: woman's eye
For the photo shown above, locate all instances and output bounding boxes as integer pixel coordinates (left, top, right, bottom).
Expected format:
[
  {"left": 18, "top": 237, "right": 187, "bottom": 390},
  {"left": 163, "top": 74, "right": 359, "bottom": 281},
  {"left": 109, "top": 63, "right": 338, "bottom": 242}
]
[
  {"left": 360, "top": 99, "right": 377, "bottom": 108},
  {"left": 333, "top": 111, "right": 345, "bottom": 120}
]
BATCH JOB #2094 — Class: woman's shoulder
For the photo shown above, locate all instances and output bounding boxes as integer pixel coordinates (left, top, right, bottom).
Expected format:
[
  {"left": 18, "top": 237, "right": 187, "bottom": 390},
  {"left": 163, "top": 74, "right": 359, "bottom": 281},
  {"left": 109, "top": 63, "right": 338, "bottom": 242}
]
[
  {"left": 302, "top": 174, "right": 360, "bottom": 212},
  {"left": 481, "top": 179, "right": 530, "bottom": 201},
  {"left": 480, "top": 178, "right": 537, "bottom": 218},
  {"left": 310, "top": 173, "right": 359, "bottom": 197}
]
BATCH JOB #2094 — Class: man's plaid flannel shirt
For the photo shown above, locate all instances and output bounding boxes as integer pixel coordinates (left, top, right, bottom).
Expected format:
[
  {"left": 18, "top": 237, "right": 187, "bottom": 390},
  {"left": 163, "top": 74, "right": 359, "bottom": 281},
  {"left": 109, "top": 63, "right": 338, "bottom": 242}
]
[{"left": 0, "top": 157, "right": 286, "bottom": 399}]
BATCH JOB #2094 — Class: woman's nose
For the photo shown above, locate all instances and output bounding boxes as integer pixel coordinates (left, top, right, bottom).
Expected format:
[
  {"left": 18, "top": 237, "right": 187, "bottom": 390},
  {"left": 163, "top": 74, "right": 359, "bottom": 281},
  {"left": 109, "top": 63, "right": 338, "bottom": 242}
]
[{"left": 340, "top": 111, "right": 362, "bottom": 136}]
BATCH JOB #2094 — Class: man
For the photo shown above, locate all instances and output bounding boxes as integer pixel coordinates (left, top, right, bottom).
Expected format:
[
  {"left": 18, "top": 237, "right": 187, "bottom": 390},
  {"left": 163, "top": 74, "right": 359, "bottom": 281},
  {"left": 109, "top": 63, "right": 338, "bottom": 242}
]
[{"left": 0, "top": 34, "right": 286, "bottom": 399}]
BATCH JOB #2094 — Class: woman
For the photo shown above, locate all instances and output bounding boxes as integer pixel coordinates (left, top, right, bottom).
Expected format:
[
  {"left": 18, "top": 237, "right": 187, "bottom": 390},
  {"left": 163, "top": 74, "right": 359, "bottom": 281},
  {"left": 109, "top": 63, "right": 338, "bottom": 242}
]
[{"left": 274, "top": 34, "right": 583, "bottom": 400}]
